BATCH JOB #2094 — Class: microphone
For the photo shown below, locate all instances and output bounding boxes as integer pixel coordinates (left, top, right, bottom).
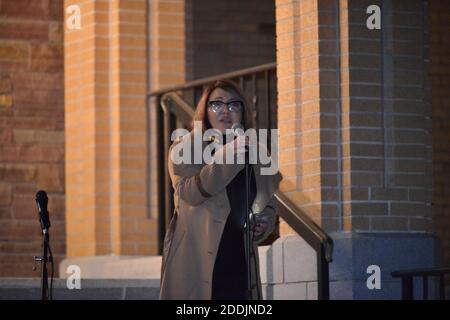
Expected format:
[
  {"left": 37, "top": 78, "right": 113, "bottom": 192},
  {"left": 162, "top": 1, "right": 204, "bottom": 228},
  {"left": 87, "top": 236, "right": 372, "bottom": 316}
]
[
  {"left": 231, "top": 123, "right": 250, "bottom": 161},
  {"left": 35, "top": 190, "right": 51, "bottom": 231},
  {"left": 231, "top": 122, "right": 248, "bottom": 149},
  {"left": 207, "top": 128, "right": 222, "bottom": 142},
  {"left": 231, "top": 122, "right": 245, "bottom": 136}
]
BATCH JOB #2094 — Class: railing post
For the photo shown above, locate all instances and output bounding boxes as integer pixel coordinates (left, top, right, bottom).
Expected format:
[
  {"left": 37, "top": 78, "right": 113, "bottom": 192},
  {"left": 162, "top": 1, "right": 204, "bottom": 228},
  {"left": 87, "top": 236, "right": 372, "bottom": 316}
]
[
  {"left": 393, "top": 268, "right": 450, "bottom": 300},
  {"left": 422, "top": 276, "right": 428, "bottom": 300},
  {"left": 155, "top": 94, "right": 166, "bottom": 254},
  {"left": 251, "top": 73, "right": 258, "bottom": 128},
  {"left": 163, "top": 100, "right": 174, "bottom": 232},
  {"left": 402, "top": 276, "right": 414, "bottom": 300},
  {"left": 317, "top": 244, "right": 330, "bottom": 300},
  {"left": 264, "top": 71, "right": 270, "bottom": 129},
  {"left": 439, "top": 274, "right": 445, "bottom": 300}
]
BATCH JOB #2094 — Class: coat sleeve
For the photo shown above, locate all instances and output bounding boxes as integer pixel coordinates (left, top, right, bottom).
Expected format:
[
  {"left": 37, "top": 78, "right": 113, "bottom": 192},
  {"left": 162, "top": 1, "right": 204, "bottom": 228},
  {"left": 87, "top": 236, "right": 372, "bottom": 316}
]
[
  {"left": 252, "top": 194, "right": 277, "bottom": 245},
  {"left": 168, "top": 131, "right": 245, "bottom": 207}
]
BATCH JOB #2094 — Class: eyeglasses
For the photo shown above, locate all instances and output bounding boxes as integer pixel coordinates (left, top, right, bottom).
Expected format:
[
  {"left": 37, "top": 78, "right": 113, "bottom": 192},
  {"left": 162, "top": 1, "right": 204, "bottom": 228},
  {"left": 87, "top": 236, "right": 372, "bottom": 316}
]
[{"left": 208, "top": 100, "right": 243, "bottom": 113}]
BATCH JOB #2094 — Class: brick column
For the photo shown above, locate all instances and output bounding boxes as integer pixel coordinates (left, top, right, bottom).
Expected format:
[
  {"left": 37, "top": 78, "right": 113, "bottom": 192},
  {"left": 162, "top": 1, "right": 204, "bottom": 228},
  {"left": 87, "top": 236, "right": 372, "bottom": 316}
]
[
  {"left": 340, "top": 0, "right": 433, "bottom": 234},
  {"left": 149, "top": 0, "right": 186, "bottom": 89},
  {"left": 276, "top": 0, "right": 433, "bottom": 236},
  {"left": 273, "top": 0, "right": 438, "bottom": 299},
  {"left": 109, "top": 0, "right": 156, "bottom": 255},
  {"left": 276, "top": 0, "right": 343, "bottom": 234},
  {"left": 147, "top": 0, "right": 186, "bottom": 232},
  {"left": 65, "top": 0, "right": 156, "bottom": 257},
  {"left": 430, "top": 0, "right": 450, "bottom": 268}
]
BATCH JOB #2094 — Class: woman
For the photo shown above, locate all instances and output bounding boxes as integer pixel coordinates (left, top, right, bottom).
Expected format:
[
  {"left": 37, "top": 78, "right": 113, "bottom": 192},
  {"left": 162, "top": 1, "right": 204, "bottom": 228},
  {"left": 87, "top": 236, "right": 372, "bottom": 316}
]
[{"left": 159, "top": 80, "right": 282, "bottom": 300}]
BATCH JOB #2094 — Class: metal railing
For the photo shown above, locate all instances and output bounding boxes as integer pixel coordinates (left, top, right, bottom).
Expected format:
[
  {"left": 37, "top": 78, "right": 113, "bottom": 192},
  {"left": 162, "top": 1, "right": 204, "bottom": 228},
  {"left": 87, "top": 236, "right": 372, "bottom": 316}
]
[
  {"left": 391, "top": 266, "right": 450, "bottom": 300},
  {"left": 275, "top": 191, "right": 333, "bottom": 299},
  {"left": 147, "top": 63, "right": 334, "bottom": 299}
]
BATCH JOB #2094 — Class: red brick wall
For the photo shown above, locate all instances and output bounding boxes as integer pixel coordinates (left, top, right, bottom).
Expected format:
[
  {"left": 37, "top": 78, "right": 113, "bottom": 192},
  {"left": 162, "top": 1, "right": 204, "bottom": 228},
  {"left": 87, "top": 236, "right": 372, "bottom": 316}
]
[
  {"left": 430, "top": 0, "right": 450, "bottom": 267},
  {"left": 0, "top": 0, "right": 65, "bottom": 277}
]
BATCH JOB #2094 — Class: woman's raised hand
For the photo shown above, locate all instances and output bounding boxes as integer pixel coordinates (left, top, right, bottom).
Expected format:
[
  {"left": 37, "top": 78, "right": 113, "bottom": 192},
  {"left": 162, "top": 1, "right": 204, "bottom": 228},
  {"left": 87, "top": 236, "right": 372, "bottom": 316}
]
[{"left": 232, "top": 135, "right": 249, "bottom": 155}]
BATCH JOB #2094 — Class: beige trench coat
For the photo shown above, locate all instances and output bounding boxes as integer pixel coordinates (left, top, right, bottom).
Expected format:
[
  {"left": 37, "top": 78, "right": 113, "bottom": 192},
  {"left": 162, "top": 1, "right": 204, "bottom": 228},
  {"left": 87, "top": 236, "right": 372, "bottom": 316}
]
[{"left": 159, "top": 129, "right": 282, "bottom": 300}]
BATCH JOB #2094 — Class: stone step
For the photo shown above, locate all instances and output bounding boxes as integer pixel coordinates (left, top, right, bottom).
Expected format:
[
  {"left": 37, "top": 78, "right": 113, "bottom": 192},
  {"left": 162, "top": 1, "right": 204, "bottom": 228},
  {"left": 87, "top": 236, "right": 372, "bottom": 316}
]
[
  {"left": 0, "top": 278, "right": 160, "bottom": 300},
  {"left": 59, "top": 255, "right": 162, "bottom": 279}
]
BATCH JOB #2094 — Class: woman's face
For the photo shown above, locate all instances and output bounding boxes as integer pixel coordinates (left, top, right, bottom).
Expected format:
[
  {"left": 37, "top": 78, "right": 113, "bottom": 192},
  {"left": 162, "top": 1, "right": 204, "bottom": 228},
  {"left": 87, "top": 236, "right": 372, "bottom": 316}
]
[{"left": 207, "top": 88, "right": 243, "bottom": 134}]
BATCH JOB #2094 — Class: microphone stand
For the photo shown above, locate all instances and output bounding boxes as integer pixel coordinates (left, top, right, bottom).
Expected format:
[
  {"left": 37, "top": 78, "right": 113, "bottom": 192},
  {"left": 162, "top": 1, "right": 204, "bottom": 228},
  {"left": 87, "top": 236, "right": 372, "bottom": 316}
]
[
  {"left": 33, "top": 191, "right": 53, "bottom": 300},
  {"left": 232, "top": 123, "right": 254, "bottom": 300},
  {"left": 34, "top": 229, "right": 50, "bottom": 300},
  {"left": 245, "top": 150, "right": 252, "bottom": 300}
]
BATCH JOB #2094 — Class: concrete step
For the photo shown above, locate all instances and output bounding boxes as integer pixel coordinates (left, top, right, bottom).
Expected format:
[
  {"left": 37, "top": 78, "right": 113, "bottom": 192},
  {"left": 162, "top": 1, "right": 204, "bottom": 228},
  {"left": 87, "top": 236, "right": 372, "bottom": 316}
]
[
  {"left": 1, "top": 256, "right": 163, "bottom": 300},
  {"left": 0, "top": 278, "right": 160, "bottom": 300},
  {"left": 59, "top": 255, "right": 162, "bottom": 279}
]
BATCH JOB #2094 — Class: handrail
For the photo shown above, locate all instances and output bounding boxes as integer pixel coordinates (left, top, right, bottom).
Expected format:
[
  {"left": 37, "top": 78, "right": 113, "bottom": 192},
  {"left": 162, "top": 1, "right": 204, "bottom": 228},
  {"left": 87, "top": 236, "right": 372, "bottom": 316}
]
[
  {"left": 392, "top": 266, "right": 450, "bottom": 277},
  {"left": 148, "top": 63, "right": 334, "bottom": 299},
  {"left": 391, "top": 266, "right": 450, "bottom": 300},
  {"left": 275, "top": 191, "right": 333, "bottom": 263},
  {"left": 160, "top": 92, "right": 195, "bottom": 124},
  {"left": 148, "top": 62, "right": 276, "bottom": 97}
]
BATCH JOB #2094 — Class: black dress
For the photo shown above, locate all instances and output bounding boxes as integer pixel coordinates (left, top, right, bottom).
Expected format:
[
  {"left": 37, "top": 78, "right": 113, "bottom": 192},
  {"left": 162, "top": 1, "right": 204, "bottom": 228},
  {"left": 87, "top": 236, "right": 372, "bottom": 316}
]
[{"left": 211, "top": 164, "right": 257, "bottom": 300}]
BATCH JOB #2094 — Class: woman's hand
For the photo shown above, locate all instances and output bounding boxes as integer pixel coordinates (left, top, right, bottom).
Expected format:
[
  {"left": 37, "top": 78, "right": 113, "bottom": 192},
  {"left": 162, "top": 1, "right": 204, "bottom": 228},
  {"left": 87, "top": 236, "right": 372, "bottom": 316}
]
[
  {"left": 250, "top": 215, "right": 269, "bottom": 237},
  {"left": 232, "top": 135, "right": 249, "bottom": 154}
]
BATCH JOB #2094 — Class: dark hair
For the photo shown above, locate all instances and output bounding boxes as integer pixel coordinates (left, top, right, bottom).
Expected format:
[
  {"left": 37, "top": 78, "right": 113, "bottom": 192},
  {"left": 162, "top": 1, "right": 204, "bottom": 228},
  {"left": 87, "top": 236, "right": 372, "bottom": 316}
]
[{"left": 192, "top": 79, "right": 254, "bottom": 131}]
